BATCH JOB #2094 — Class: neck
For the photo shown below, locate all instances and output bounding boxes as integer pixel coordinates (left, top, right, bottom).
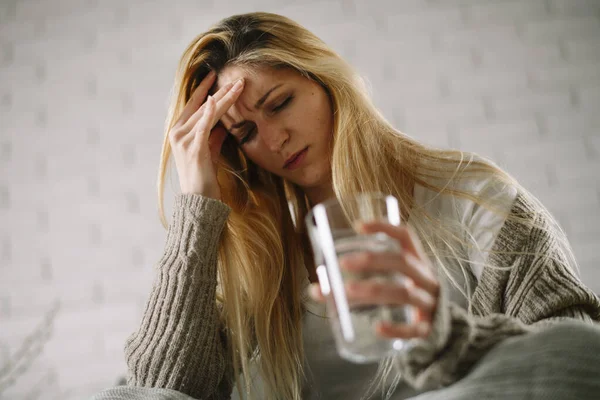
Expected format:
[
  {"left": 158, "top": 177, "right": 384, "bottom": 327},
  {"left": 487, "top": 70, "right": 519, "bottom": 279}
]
[{"left": 304, "top": 184, "right": 335, "bottom": 208}]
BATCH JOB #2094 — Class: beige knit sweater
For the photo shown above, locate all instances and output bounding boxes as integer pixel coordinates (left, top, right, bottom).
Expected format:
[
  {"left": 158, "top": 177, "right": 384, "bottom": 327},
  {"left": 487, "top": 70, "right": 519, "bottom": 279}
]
[{"left": 124, "top": 192, "right": 600, "bottom": 399}]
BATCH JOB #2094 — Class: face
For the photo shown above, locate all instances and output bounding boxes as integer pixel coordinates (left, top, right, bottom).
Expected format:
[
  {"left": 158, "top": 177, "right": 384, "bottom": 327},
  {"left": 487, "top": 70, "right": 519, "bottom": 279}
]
[{"left": 215, "top": 65, "right": 334, "bottom": 201}]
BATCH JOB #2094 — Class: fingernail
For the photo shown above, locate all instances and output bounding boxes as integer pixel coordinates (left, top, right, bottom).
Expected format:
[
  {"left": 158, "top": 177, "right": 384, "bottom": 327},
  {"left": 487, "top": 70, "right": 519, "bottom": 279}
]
[
  {"left": 207, "top": 70, "right": 216, "bottom": 79},
  {"left": 232, "top": 79, "right": 244, "bottom": 92}
]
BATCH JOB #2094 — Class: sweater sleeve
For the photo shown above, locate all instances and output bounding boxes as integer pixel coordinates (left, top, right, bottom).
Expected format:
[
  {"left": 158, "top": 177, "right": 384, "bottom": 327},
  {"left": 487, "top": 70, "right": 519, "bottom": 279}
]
[
  {"left": 395, "top": 192, "right": 600, "bottom": 391},
  {"left": 124, "top": 194, "right": 234, "bottom": 400}
]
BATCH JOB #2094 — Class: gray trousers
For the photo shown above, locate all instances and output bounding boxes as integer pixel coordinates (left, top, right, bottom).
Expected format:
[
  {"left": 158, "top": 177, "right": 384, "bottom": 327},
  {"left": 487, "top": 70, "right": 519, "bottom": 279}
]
[{"left": 91, "top": 320, "right": 600, "bottom": 400}]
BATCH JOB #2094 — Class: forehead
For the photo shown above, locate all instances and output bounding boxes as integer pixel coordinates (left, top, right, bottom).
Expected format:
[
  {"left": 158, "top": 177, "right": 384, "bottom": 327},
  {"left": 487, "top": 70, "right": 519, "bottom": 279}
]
[
  {"left": 215, "top": 65, "right": 285, "bottom": 92},
  {"left": 215, "top": 65, "right": 298, "bottom": 126}
]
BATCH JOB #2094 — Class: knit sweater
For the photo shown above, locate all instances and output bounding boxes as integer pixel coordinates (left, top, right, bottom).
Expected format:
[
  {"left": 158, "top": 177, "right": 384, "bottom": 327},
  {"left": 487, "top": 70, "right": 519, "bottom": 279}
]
[{"left": 124, "top": 189, "right": 600, "bottom": 399}]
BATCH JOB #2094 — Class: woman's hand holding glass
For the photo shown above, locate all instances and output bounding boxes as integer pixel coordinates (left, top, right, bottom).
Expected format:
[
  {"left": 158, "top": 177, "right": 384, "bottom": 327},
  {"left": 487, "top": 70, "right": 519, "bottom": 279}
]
[
  {"left": 309, "top": 222, "right": 440, "bottom": 340},
  {"left": 168, "top": 70, "right": 245, "bottom": 200}
]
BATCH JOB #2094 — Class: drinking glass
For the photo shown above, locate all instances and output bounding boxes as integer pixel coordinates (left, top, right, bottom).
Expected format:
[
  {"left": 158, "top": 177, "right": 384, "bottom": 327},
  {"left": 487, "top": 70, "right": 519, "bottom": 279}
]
[{"left": 305, "top": 192, "right": 416, "bottom": 363}]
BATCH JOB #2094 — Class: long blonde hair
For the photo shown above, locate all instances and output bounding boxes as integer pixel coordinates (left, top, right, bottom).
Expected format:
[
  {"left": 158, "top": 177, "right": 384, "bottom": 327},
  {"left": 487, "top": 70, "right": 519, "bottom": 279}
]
[{"left": 156, "top": 12, "right": 578, "bottom": 400}]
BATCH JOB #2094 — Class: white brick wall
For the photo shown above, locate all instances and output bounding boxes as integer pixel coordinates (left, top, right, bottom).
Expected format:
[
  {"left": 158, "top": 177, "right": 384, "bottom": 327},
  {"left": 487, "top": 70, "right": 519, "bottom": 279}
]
[{"left": 0, "top": 0, "right": 599, "bottom": 398}]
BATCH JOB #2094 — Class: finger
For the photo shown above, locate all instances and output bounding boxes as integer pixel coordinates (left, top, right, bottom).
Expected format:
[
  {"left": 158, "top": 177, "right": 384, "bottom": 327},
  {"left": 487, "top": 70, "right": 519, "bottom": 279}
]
[
  {"left": 404, "top": 253, "right": 439, "bottom": 296},
  {"left": 405, "top": 225, "right": 429, "bottom": 263},
  {"left": 182, "top": 117, "right": 228, "bottom": 159},
  {"left": 346, "top": 279, "right": 436, "bottom": 313},
  {"left": 359, "top": 223, "right": 429, "bottom": 265},
  {"left": 179, "top": 113, "right": 228, "bottom": 168},
  {"left": 214, "top": 78, "right": 243, "bottom": 103},
  {"left": 375, "top": 321, "right": 431, "bottom": 339},
  {"left": 416, "top": 306, "right": 431, "bottom": 324},
  {"left": 340, "top": 251, "right": 439, "bottom": 296},
  {"left": 180, "top": 78, "right": 243, "bottom": 134},
  {"left": 192, "top": 95, "right": 217, "bottom": 145},
  {"left": 175, "top": 70, "right": 216, "bottom": 126},
  {"left": 213, "top": 78, "right": 245, "bottom": 119}
]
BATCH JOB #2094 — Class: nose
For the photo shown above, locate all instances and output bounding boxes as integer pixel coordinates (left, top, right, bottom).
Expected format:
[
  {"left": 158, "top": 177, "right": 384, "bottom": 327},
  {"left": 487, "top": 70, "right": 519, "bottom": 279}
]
[{"left": 259, "top": 122, "right": 289, "bottom": 152}]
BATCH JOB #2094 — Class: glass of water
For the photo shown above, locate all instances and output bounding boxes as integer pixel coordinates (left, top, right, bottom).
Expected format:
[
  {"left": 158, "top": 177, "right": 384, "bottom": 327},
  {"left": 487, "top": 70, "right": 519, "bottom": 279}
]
[{"left": 305, "top": 192, "right": 416, "bottom": 363}]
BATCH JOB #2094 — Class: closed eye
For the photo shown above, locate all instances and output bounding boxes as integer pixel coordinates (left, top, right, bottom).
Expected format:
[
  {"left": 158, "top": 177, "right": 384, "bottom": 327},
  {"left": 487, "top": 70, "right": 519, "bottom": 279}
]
[
  {"left": 239, "top": 96, "right": 294, "bottom": 145},
  {"left": 272, "top": 96, "right": 293, "bottom": 113}
]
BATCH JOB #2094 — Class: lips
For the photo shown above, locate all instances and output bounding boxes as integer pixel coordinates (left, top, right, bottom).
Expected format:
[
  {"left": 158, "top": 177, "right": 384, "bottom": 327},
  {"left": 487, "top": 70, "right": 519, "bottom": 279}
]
[{"left": 283, "top": 147, "right": 308, "bottom": 168}]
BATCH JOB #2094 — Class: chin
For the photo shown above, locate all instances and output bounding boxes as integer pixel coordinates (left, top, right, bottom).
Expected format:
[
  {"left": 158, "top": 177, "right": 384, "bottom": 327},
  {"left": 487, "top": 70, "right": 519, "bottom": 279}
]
[{"left": 298, "top": 169, "right": 331, "bottom": 189}]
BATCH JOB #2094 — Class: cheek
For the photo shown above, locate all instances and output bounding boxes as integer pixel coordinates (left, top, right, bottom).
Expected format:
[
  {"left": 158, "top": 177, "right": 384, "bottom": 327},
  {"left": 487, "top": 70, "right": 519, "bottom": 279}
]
[
  {"left": 243, "top": 147, "right": 278, "bottom": 171},
  {"left": 311, "top": 96, "right": 333, "bottom": 137},
  {"left": 295, "top": 96, "right": 328, "bottom": 134}
]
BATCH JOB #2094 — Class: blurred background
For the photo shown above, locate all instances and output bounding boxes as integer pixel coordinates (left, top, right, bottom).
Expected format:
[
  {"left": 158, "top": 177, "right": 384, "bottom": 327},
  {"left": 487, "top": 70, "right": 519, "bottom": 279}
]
[{"left": 1, "top": 0, "right": 599, "bottom": 398}]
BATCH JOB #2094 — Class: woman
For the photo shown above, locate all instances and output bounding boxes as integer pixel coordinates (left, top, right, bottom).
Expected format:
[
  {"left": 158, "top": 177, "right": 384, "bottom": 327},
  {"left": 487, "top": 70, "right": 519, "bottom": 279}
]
[{"left": 103, "top": 12, "right": 600, "bottom": 400}]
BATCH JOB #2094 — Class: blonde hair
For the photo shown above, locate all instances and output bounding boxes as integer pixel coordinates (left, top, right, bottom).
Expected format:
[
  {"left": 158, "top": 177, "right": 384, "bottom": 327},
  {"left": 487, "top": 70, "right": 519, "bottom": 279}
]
[{"left": 156, "top": 12, "right": 578, "bottom": 400}]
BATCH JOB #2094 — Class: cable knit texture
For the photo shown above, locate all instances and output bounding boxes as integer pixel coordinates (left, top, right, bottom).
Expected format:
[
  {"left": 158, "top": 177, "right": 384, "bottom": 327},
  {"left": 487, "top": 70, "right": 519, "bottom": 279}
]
[
  {"left": 124, "top": 194, "right": 233, "bottom": 399},
  {"left": 124, "top": 192, "right": 600, "bottom": 399}
]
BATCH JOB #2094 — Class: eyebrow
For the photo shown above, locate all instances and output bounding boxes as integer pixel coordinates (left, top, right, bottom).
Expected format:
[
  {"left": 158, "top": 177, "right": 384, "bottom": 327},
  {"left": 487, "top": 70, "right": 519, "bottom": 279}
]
[{"left": 229, "top": 84, "right": 283, "bottom": 132}]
